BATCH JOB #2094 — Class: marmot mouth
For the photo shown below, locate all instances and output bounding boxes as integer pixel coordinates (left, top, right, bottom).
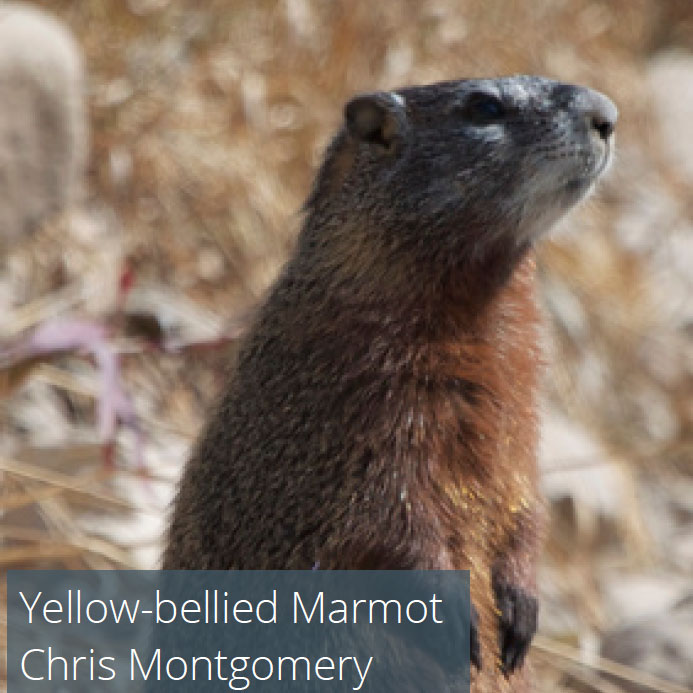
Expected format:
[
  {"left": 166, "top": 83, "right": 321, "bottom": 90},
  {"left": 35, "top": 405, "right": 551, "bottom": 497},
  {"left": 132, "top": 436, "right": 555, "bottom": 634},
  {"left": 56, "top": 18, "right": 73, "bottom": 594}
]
[
  {"left": 564, "top": 141, "right": 612, "bottom": 197},
  {"left": 595, "top": 139, "right": 614, "bottom": 177}
]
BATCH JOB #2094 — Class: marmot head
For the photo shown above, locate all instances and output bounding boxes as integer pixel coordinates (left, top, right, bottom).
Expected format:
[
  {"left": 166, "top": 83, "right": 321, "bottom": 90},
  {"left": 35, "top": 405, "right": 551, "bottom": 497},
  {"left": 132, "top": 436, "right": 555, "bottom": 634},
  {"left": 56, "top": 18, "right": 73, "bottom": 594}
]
[{"left": 304, "top": 76, "right": 616, "bottom": 275}]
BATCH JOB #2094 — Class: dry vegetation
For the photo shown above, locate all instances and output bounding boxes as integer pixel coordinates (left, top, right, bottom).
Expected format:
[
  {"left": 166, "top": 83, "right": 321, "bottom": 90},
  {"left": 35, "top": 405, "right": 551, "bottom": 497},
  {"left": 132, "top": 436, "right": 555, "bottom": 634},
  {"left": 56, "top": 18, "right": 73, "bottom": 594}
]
[{"left": 1, "top": 1, "right": 692, "bottom": 691}]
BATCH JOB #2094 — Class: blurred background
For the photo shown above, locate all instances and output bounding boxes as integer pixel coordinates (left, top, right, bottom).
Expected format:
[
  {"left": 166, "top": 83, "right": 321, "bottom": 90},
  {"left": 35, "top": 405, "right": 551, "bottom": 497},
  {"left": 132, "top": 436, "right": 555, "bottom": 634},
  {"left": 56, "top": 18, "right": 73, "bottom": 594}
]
[{"left": 0, "top": 1, "right": 691, "bottom": 691}]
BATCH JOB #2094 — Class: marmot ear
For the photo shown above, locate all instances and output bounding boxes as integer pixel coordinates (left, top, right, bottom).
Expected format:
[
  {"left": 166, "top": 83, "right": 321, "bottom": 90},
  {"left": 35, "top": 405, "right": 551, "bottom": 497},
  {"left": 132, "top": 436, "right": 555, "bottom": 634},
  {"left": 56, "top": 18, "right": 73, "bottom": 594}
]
[{"left": 344, "top": 93, "right": 406, "bottom": 149}]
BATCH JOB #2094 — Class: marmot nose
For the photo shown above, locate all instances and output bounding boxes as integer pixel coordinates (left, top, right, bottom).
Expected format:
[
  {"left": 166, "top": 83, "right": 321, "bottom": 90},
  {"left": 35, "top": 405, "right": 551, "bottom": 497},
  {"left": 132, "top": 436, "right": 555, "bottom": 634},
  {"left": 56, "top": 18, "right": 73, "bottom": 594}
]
[{"left": 581, "top": 88, "right": 618, "bottom": 140}]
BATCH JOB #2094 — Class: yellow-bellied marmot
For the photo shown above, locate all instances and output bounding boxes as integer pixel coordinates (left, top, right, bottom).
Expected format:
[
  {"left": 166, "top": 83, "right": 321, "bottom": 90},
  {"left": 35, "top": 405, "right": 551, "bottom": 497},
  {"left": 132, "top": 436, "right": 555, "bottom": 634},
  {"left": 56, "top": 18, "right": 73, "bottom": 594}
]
[{"left": 164, "top": 76, "right": 617, "bottom": 693}]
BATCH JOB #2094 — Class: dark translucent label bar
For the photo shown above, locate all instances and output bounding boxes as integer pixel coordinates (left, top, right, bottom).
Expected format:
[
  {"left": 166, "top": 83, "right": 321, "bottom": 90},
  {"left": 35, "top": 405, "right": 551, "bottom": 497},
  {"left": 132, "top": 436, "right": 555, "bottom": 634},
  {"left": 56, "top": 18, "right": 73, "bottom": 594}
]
[{"left": 7, "top": 569, "right": 471, "bottom": 692}]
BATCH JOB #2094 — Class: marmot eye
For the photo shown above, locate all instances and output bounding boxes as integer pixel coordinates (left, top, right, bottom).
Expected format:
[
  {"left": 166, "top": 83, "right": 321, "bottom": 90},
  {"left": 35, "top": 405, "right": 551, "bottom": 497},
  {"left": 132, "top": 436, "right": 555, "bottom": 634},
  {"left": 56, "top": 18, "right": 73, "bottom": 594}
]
[{"left": 460, "top": 92, "right": 506, "bottom": 123}]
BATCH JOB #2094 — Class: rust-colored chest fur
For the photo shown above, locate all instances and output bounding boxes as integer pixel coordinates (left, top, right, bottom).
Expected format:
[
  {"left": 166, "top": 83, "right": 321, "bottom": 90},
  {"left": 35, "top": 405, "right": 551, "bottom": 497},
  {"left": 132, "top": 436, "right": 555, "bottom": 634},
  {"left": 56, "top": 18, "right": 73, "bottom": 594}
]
[
  {"left": 396, "top": 253, "right": 541, "bottom": 692},
  {"left": 312, "top": 251, "right": 542, "bottom": 691},
  {"left": 329, "top": 252, "right": 541, "bottom": 562},
  {"left": 431, "top": 253, "right": 540, "bottom": 565}
]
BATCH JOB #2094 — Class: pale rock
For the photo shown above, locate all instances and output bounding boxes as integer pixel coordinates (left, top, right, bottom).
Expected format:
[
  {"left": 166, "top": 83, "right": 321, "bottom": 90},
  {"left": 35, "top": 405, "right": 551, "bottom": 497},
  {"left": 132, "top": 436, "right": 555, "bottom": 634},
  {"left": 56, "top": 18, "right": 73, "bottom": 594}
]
[{"left": 0, "top": 3, "right": 86, "bottom": 246}]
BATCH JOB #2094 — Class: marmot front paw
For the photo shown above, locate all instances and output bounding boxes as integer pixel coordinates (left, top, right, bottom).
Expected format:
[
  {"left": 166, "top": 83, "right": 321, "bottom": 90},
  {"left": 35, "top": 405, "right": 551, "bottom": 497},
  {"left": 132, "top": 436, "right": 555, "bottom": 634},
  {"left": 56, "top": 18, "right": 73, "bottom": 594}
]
[{"left": 492, "top": 580, "right": 538, "bottom": 675}]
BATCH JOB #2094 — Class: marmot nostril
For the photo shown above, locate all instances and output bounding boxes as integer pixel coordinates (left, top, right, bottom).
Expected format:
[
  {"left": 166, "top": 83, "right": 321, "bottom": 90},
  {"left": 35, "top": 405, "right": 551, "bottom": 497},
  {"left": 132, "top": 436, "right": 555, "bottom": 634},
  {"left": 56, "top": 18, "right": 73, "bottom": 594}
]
[
  {"left": 581, "top": 88, "right": 618, "bottom": 140},
  {"left": 592, "top": 115, "right": 615, "bottom": 140}
]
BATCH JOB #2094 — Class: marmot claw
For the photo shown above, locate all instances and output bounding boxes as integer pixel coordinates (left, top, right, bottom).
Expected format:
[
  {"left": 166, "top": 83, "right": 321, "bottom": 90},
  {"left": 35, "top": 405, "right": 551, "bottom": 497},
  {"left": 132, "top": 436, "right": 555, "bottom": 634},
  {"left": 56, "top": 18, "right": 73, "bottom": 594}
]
[
  {"left": 493, "top": 580, "right": 538, "bottom": 675},
  {"left": 471, "top": 603, "right": 482, "bottom": 670}
]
